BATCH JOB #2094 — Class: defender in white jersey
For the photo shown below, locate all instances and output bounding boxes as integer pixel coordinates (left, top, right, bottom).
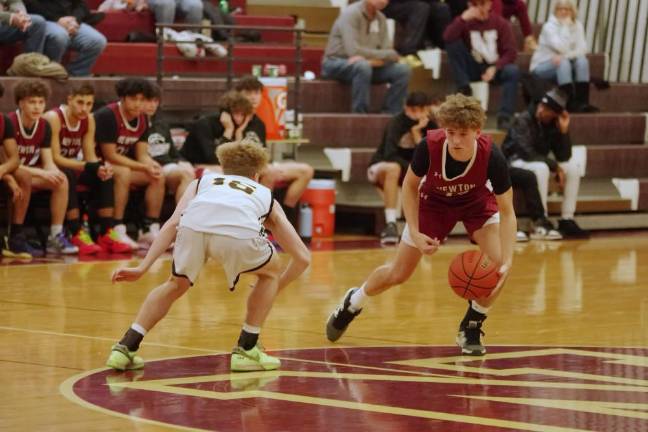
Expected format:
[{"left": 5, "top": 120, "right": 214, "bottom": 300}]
[{"left": 106, "top": 140, "right": 310, "bottom": 372}]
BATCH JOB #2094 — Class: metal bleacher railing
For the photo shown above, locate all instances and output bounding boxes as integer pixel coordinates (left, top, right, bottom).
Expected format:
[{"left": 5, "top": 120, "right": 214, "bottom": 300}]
[
  {"left": 527, "top": 0, "right": 648, "bottom": 83},
  {"left": 154, "top": 22, "right": 307, "bottom": 129}
]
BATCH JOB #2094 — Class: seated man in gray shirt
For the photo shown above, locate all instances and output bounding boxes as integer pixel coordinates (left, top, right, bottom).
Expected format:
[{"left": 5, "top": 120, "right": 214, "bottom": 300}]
[{"left": 321, "top": 0, "right": 411, "bottom": 114}]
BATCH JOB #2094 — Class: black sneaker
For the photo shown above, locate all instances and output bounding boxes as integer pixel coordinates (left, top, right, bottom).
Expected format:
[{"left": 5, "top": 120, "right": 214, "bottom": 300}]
[
  {"left": 456, "top": 320, "right": 486, "bottom": 356},
  {"left": 558, "top": 219, "right": 590, "bottom": 239},
  {"left": 326, "top": 288, "right": 362, "bottom": 342},
  {"left": 380, "top": 222, "right": 399, "bottom": 245}
]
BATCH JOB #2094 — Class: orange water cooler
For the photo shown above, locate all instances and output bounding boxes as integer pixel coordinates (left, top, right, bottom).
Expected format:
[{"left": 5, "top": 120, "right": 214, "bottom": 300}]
[{"left": 299, "top": 179, "right": 336, "bottom": 237}]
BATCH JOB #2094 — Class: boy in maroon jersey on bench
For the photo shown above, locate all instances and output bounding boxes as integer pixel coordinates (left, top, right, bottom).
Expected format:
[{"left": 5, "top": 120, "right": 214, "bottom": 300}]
[
  {"left": 0, "top": 82, "right": 32, "bottom": 259},
  {"left": 44, "top": 84, "right": 132, "bottom": 254},
  {"left": 4, "top": 79, "right": 77, "bottom": 256},
  {"left": 94, "top": 78, "right": 165, "bottom": 250}
]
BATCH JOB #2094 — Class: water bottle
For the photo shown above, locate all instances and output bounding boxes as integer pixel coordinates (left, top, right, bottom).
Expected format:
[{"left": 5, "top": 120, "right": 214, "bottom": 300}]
[
  {"left": 298, "top": 203, "right": 312, "bottom": 242},
  {"left": 219, "top": 0, "right": 229, "bottom": 14}
]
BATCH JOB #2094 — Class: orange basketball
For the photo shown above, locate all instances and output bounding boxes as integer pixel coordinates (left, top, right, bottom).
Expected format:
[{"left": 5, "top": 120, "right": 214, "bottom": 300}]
[{"left": 448, "top": 250, "right": 500, "bottom": 300}]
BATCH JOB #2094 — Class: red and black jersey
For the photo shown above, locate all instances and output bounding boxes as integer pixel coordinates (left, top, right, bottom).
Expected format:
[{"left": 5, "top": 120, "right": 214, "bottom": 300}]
[
  {"left": 9, "top": 110, "right": 51, "bottom": 167},
  {"left": 419, "top": 129, "right": 495, "bottom": 207},
  {"left": 53, "top": 105, "right": 88, "bottom": 159},
  {"left": 95, "top": 102, "right": 147, "bottom": 158}
]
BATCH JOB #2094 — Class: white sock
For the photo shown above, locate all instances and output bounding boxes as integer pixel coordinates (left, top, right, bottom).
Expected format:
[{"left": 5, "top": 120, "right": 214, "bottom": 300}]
[
  {"left": 471, "top": 301, "right": 490, "bottom": 314},
  {"left": 131, "top": 323, "right": 148, "bottom": 336},
  {"left": 384, "top": 208, "right": 397, "bottom": 224},
  {"left": 242, "top": 323, "right": 261, "bottom": 334},
  {"left": 50, "top": 225, "right": 63, "bottom": 237},
  {"left": 349, "top": 284, "right": 368, "bottom": 312}
]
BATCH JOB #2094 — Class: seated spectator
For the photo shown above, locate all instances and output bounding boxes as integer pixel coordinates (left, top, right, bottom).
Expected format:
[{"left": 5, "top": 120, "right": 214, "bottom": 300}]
[
  {"left": 94, "top": 78, "right": 165, "bottom": 250},
  {"left": 321, "top": 0, "right": 411, "bottom": 114},
  {"left": 502, "top": 88, "right": 588, "bottom": 239},
  {"left": 44, "top": 83, "right": 132, "bottom": 254},
  {"left": 0, "top": 82, "right": 32, "bottom": 259},
  {"left": 446, "top": 0, "right": 537, "bottom": 51},
  {"left": 7, "top": 79, "right": 78, "bottom": 256},
  {"left": 509, "top": 166, "right": 561, "bottom": 241},
  {"left": 98, "top": 0, "right": 148, "bottom": 12},
  {"left": 0, "top": 0, "right": 46, "bottom": 55},
  {"left": 148, "top": 0, "right": 202, "bottom": 25},
  {"left": 143, "top": 83, "right": 195, "bottom": 203},
  {"left": 382, "top": 0, "right": 451, "bottom": 62},
  {"left": 235, "top": 75, "right": 314, "bottom": 227},
  {"left": 24, "top": 0, "right": 107, "bottom": 77},
  {"left": 443, "top": 0, "right": 519, "bottom": 130},
  {"left": 180, "top": 90, "right": 253, "bottom": 172},
  {"left": 367, "top": 91, "right": 434, "bottom": 244},
  {"left": 530, "top": 0, "right": 598, "bottom": 112}
]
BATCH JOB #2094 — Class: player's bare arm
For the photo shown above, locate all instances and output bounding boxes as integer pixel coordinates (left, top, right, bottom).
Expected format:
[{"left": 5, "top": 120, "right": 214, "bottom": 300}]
[
  {"left": 135, "top": 140, "right": 162, "bottom": 178},
  {"left": 0, "top": 136, "right": 20, "bottom": 179},
  {"left": 402, "top": 167, "right": 439, "bottom": 254},
  {"left": 112, "top": 179, "right": 199, "bottom": 283},
  {"left": 263, "top": 199, "right": 311, "bottom": 291},
  {"left": 101, "top": 142, "right": 149, "bottom": 172},
  {"left": 44, "top": 111, "right": 85, "bottom": 172}
]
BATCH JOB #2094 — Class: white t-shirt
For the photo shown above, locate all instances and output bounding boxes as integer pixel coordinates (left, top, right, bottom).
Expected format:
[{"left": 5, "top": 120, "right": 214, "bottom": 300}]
[{"left": 180, "top": 173, "right": 273, "bottom": 239}]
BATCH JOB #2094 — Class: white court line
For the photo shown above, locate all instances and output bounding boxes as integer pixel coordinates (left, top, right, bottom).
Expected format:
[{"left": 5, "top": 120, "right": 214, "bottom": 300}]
[{"left": 0, "top": 325, "right": 222, "bottom": 353}]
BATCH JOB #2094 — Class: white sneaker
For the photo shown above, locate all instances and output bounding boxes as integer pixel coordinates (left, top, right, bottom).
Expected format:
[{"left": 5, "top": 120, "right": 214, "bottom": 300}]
[
  {"left": 113, "top": 224, "right": 138, "bottom": 251},
  {"left": 516, "top": 231, "right": 529, "bottom": 242},
  {"left": 137, "top": 223, "right": 160, "bottom": 250},
  {"left": 530, "top": 226, "right": 563, "bottom": 241}
]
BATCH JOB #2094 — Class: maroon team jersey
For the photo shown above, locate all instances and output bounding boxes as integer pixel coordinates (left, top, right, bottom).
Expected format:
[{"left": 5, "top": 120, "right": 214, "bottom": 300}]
[
  {"left": 107, "top": 102, "right": 146, "bottom": 156},
  {"left": 417, "top": 129, "right": 498, "bottom": 240},
  {"left": 53, "top": 105, "right": 88, "bottom": 159},
  {"left": 9, "top": 110, "right": 48, "bottom": 167}
]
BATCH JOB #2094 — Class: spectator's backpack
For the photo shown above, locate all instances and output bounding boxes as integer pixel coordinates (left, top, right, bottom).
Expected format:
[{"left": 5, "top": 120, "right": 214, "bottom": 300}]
[{"left": 7, "top": 53, "right": 68, "bottom": 81}]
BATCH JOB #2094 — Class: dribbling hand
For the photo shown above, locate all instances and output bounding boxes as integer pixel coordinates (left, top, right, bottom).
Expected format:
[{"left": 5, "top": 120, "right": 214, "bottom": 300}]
[{"left": 112, "top": 267, "right": 144, "bottom": 283}]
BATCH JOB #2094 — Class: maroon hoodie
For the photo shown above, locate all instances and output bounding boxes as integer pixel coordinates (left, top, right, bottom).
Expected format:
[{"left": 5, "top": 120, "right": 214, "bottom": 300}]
[{"left": 443, "top": 12, "right": 517, "bottom": 70}]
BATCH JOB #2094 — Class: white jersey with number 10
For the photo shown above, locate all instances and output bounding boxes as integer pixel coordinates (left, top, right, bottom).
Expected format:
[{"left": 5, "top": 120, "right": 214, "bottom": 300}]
[{"left": 179, "top": 173, "right": 273, "bottom": 239}]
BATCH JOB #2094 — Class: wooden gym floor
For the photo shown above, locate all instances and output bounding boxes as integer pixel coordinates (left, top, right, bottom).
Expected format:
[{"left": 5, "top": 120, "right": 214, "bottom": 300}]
[{"left": 2, "top": 232, "right": 648, "bottom": 431}]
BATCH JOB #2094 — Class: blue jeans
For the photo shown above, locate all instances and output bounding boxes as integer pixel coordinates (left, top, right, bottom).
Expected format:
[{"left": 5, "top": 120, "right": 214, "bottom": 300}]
[
  {"left": 44, "top": 22, "right": 107, "bottom": 76},
  {"left": 445, "top": 39, "right": 520, "bottom": 118},
  {"left": 532, "top": 56, "right": 590, "bottom": 85},
  {"left": 0, "top": 14, "right": 47, "bottom": 53},
  {"left": 149, "top": 0, "right": 204, "bottom": 24},
  {"left": 321, "top": 57, "right": 411, "bottom": 114}
]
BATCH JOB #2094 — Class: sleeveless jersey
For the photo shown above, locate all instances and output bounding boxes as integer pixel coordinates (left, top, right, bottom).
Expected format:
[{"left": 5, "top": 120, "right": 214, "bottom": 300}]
[
  {"left": 107, "top": 102, "right": 147, "bottom": 156},
  {"left": 53, "top": 105, "right": 88, "bottom": 159},
  {"left": 419, "top": 129, "right": 495, "bottom": 208},
  {"left": 180, "top": 173, "right": 273, "bottom": 239},
  {"left": 9, "top": 110, "right": 48, "bottom": 167}
]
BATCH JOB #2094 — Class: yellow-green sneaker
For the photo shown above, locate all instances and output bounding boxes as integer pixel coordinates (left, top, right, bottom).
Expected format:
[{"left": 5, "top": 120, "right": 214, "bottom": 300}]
[
  {"left": 230, "top": 345, "right": 281, "bottom": 372},
  {"left": 106, "top": 343, "right": 145, "bottom": 371}
]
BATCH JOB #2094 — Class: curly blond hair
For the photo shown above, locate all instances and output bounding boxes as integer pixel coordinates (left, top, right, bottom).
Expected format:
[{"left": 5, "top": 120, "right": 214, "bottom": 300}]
[
  {"left": 435, "top": 93, "right": 486, "bottom": 130},
  {"left": 216, "top": 139, "right": 269, "bottom": 178}
]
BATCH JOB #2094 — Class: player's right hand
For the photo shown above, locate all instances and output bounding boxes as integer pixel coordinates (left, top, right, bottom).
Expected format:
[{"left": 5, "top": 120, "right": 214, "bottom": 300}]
[
  {"left": 112, "top": 267, "right": 144, "bottom": 283},
  {"left": 411, "top": 231, "right": 439, "bottom": 255}
]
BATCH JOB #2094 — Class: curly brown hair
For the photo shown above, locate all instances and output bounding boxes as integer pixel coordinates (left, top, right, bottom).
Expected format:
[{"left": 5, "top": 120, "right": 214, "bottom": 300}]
[
  {"left": 216, "top": 139, "right": 269, "bottom": 178},
  {"left": 217, "top": 90, "right": 254, "bottom": 116},
  {"left": 435, "top": 93, "right": 486, "bottom": 130},
  {"left": 14, "top": 79, "right": 50, "bottom": 104}
]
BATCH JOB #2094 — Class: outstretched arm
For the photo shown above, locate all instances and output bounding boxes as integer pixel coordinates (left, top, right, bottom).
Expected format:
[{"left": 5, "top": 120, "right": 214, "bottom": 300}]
[
  {"left": 112, "top": 179, "right": 199, "bottom": 282},
  {"left": 263, "top": 200, "right": 310, "bottom": 291}
]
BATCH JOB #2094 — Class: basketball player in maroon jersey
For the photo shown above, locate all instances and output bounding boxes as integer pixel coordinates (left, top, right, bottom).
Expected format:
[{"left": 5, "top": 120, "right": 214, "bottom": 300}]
[
  {"left": 45, "top": 84, "right": 132, "bottom": 254},
  {"left": 94, "top": 78, "right": 165, "bottom": 250},
  {"left": 326, "top": 94, "right": 516, "bottom": 356},
  {"left": 0, "top": 83, "right": 33, "bottom": 259},
  {"left": 6, "top": 80, "right": 78, "bottom": 256}
]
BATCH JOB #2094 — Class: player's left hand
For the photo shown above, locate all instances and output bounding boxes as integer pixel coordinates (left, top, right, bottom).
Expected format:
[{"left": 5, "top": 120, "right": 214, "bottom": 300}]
[
  {"left": 112, "top": 266, "right": 144, "bottom": 283},
  {"left": 481, "top": 66, "right": 496, "bottom": 82},
  {"left": 98, "top": 162, "right": 113, "bottom": 180}
]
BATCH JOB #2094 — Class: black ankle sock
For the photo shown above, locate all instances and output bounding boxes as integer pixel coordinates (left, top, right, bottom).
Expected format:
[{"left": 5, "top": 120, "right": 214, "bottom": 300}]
[
  {"left": 142, "top": 217, "right": 158, "bottom": 233},
  {"left": 11, "top": 224, "right": 23, "bottom": 237},
  {"left": 460, "top": 301, "right": 487, "bottom": 328},
  {"left": 237, "top": 329, "right": 259, "bottom": 351},
  {"left": 68, "top": 218, "right": 81, "bottom": 235},
  {"left": 119, "top": 328, "right": 144, "bottom": 352},
  {"left": 99, "top": 217, "right": 113, "bottom": 234}
]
